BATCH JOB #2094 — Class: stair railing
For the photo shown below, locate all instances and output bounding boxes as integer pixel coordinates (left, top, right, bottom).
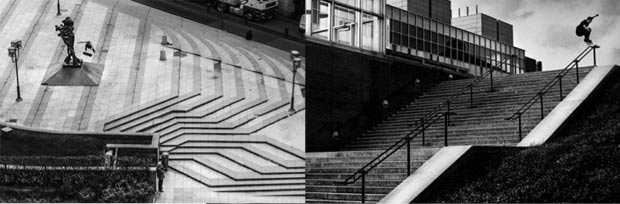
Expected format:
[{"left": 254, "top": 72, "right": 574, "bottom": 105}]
[
  {"left": 505, "top": 45, "right": 599, "bottom": 141},
  {"left": 335, "top": 56, "right": 515, "bottom": 203}
]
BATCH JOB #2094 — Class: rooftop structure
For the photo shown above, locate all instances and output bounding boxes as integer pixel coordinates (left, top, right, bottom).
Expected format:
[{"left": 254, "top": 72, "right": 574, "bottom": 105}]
[
  {"left": 387, "top": 0, "right": 452, "bottom": 24},
  {"left": 452, "top": 12, "right": 514, "bottom": 46}
]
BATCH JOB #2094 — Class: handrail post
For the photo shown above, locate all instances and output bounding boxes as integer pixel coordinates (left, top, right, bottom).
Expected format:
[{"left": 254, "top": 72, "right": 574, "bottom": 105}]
[
  {"left": 407, "top": 138, "right": 411, "bottom": 175},
  {"left": 517, "top": 113, "right": 522, "bottom": 141},
  {"left": 539, "top": 93, "right": 544, "bottom": 119},
  {"left": 447, "top": 101, "right": 451, "bottom": 126},
  {"left": 444, "top": 113, "right": 448, "bottom": 146},
  {"left": 592, "top": 45, "right": 599, "bottom": 67},
  {"left": 558, "top": 76, "right": 563, "bottom": 100},
  {"left": 361, "top": 172, "right": 366, "bottom": 203},
  {"left": 421, "top": 118, "right": 425, "bottom": 146},
  {"left": 574, "top": 60, "right": 580, "bottom": 83},
  {"left": 490, "top": 68, "right": 494, "bottom": 92},
  {"left": 469, "top": 84, "right": 473, "bottom": 108},
  {"left": 444, "top": 101, "right": 451, "bottom": 146}
]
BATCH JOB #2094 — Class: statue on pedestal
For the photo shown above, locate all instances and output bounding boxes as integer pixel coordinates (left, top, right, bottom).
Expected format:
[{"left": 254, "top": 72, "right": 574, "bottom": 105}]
[
  {"left": 42, "top": 16, "right": 104, "bottom": 86},
  {"left": 55, "top": 17, "right": 82, "bottom": 68}
]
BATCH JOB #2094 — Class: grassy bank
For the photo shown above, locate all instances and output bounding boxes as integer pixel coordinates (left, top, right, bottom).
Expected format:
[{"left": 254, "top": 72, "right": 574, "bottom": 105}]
[{"left": 434, "top": 75, "right": 620, "bottom": 202}]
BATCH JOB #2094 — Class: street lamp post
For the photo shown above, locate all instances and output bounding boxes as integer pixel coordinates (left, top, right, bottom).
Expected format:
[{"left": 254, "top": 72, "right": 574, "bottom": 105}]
[
  {"left": 289, "top": 50, "right": 301, "bottom": 114},
  {"left": 57, "top": 0, "right": 61, "bottom": 16},
  {"left": 8, "top": 40, "right": 22, "bottom": 102}
]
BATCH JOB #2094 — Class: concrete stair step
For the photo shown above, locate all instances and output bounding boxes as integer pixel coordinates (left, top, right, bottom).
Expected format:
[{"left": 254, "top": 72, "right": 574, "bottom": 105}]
[
  {"left": 170, "top": 164, "right": 305, "bottom": 187},
  {"left": 306, "top": 185, "right": 396, "bottom": 194},
  {"left": 306, "top": 192, "right": 384, "bottom": 202},
  {"left": 115, "top": 93, "right": 220, "bottom": 132},
  {"left": 170, "top": 148, "right": 304, "bottom": 169},
  {"left": 104, "top": 91, "right": 201, "bottom": 131}
]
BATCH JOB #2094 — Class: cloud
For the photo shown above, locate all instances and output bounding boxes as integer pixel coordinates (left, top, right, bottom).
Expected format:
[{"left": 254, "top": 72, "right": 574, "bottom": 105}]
[
  {"left": 540, "top": 24, "right": 581, "bottom": 49},
  {"left": 613, "top": 48, "right": 620, "bottom": 57},
  {"left": 452, "top": 0, "right": 620, "bottom": 69},
  {"left": 598, "top": 0, "right": 620, "bottom": 16},
  {"left": 518, "top": 10, "right": 534, "bottom": 19}
]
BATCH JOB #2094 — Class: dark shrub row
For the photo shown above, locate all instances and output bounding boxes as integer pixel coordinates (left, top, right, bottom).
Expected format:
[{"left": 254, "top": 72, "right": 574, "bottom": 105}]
[
  {"left": 0, "top": 155, "right": 156, "bottom": 167},
  {"left": 0, "top": 168, "right": 154, "bottom": 202}
]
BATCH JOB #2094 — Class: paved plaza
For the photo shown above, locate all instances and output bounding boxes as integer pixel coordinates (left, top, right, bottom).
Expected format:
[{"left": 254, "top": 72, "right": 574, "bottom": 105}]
[{"left": 0, "top": 0, "right": 305, "bottom": 203}]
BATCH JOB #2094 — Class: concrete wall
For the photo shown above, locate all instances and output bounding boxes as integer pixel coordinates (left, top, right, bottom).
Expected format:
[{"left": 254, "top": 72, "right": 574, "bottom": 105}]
[{"left": 306, "top": 40, "right": 456, "bottom": 152}]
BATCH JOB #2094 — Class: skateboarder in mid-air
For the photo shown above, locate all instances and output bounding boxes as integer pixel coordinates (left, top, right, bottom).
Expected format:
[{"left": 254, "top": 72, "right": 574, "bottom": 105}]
[{"left": 576, "top": 14, "right": 598, "bottom": 45}]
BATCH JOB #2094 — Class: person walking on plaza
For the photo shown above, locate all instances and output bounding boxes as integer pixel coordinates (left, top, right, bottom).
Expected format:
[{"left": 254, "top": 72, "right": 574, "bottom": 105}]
[
  {"left": 576, "top": 14, "right": 598, "bottom": 45},
  {"left": 156, "top": 162, "right": 166, "bottom": 192}
]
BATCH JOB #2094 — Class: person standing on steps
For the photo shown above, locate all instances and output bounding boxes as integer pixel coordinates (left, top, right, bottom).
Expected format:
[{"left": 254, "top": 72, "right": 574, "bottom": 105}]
[
  {"left": 156, "top": 161, "right": 166, "bottom": 192},
  {"left": 576, "top": 14, "right": 598, "bottom": 45}
]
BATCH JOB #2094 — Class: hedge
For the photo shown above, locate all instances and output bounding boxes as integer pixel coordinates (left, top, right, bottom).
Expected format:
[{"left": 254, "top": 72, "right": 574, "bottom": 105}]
[
  {"left": 0, "top": 168, "right": 154, "bottom": 202},
  {"left": 0, "top": 132, "right": 104, "bottom": 156},
  {"left": 0, "top": 155, "right": 156, "bottom": 168}
]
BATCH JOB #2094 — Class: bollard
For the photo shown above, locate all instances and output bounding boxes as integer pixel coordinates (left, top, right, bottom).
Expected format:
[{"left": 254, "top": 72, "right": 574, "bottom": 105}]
[
  {"left": 245, "top": 30, "right": 253, "bottom": 40},
  {"left": 160, "top": 49, "right": 166, "bottom": 61}
]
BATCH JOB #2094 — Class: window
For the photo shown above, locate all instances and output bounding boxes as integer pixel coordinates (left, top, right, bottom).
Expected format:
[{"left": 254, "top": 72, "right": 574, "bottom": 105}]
[
  {"left": 361, "top": 0, "right": 381, "bottom": 13},
  {"left": 362, "top": 14, "right": 381, "bottom": 50},
  {"left": 310, "top": 0, "right": 330, "bottom": 40},
  {"left": 333, "top": 5, "right": 357, "bottom": 46},
  {"left": 335, "top": 0, "right": 357, "bottom": 7}
]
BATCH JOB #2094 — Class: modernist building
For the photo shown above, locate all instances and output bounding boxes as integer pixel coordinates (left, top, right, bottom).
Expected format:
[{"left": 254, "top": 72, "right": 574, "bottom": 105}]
[
  {"left": 305, "top": 0, "right": 527, "bottom": 151},
  {"left": 306, "top": 0, "right": 386, "bottom": 53},
  {"left": 305, "top": 0, "right": 526, "bottom": 76},
  {"left": 452, "top": 12, "right": 514, "bottom": 46},
  {"left": 387, "top": 0, "right": 452, "bottom": 24}
]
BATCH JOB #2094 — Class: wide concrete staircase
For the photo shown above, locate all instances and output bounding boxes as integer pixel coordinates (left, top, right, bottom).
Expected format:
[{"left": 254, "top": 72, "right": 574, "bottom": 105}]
[
  {"left": 102, "top": 22, "right": 305, "bottom": 198},
  {"left": 306, "top": 67, "right": 592, "bottom": 203},
  {"left": 349, "top": 67, "right": 592, "bottom": 150},
  {"left": 306, "top": 148, "right": 440, "bottom": 203}
]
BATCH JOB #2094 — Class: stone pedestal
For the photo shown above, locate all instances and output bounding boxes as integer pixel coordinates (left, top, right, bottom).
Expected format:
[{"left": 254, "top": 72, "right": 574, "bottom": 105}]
[{"left": 41, "top": 62, "right": 104, "bottom": 86}]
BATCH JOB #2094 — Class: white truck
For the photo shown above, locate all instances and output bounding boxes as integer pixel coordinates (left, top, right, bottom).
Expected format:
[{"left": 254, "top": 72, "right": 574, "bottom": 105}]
[{"left": 209, "top": 0, "right": 278, "bottom": 21}]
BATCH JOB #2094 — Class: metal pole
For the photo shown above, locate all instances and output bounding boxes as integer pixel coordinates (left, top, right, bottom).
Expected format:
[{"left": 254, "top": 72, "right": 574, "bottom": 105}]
[
  {"left": 361, "top": 172, "right": 366, "bottom": 203},
  {"left": 57, "top": 0, "right": 61, "bottom": 16},
  {"left": 539, "top": 93, "right": 544, "bottom": 119},
  {"left": 490, "top": 69, "right": 494, "bottom": 92},
  {"left": 575, "top": 60, "right": 580, "bottom": 83},
  {"left": 407, "top": 139, "right": 410, "bottom": 175},
  {"left": 289, "top": 66, "right": 297, "bottom": 113},
  {"left": 444, "top": 113, "right": 448, "bottom": 146},
  {"left": 421, "top": 118, "right": 425, "bottom": 146},
  {"left": 469, "top": 85, "right": 473, "bottom": 108},
  {"left": 559, "top": 76, "right": 563, "bottom": 100},
  {"left": 518, "top": 113, "right": 522, "bottom": 141},
  {"left": 447, "top": 101, "right": 451, "bottom": 126},
  {"left": 593, "top": 45, "right": 598, "bottom": 67},
  {"left": 14, "top": 55, "right": 21, "bottom": 102}
]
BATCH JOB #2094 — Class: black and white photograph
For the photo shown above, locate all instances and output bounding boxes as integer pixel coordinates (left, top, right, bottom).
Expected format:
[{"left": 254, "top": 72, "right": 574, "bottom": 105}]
[{"left": 305, "top": 0, "right": 620, "bottom": 203}]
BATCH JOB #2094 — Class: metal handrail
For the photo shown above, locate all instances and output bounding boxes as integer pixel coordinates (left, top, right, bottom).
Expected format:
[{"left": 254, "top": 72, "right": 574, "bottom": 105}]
[
  {"left": 336, "top": 56, "right": 515, "bottom": 203},
  {"left": 504, "top": 45, "right": 599, "bottom": 139}
]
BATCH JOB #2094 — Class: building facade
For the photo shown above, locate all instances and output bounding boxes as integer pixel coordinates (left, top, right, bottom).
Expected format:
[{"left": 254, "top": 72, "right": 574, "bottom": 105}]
[
  {"left": 452, "top": 13, "right": 514, "bottom": 46},
  {"left": 386, "top": 5, "right": 524, "bottom": 75},
  {"left": 387, "top": 0, "right": 452, "bottom": 24},
  {"left": 306, "top": 0, "right": 386, "bottom": 53},
  {"left": 305, "top": 0, "right": 526, "bottom": 76}
]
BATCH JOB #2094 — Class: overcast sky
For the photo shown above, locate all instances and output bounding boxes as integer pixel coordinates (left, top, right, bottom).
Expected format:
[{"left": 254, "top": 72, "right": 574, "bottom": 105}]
[{"left": 451, "top": 0, "right": 620, "bottom": 70}]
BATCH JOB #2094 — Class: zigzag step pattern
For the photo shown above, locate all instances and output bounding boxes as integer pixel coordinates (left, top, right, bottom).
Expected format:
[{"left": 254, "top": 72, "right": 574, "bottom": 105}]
[{"left": 101, "top": 19, "right": 305, "bottom": 196}]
